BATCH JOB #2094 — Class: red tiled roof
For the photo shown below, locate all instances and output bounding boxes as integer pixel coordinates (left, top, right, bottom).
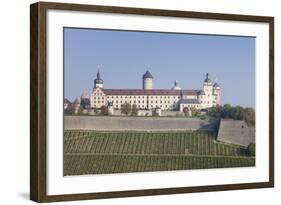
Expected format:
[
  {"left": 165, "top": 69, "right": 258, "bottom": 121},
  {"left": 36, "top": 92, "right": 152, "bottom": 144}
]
[{"left": 101, "top": 89, "right": 199, "bottom": 96}]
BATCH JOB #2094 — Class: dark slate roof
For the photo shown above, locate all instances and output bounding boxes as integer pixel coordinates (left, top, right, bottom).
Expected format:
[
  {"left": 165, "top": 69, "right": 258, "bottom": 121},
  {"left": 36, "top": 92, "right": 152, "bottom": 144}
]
[
  {"left": 101, "top": 89, "right": 199, "bottom": 96},
  {"left": 94, "top": 71, "right": 103, "bottom": 84},
  {"left": 178, "top": 99, "right": 200, "bottom": 104},
  {"left": 142, "top": 70, "right": 153, "bottom": 79},
  {"left": 204, "top": 73, "right": 212, "bottom": 83},
  {"left": 213, "top": 82, "right": 220, "bottom": 87},
  {"left": 198, "top": 90, "right": 205, "bottom": 95}
]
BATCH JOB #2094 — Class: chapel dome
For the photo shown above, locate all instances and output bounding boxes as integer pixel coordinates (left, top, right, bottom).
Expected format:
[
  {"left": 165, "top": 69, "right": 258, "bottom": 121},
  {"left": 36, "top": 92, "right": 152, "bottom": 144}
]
[{"left": 171, "top": 80, "right": 181, "bottom": 90}]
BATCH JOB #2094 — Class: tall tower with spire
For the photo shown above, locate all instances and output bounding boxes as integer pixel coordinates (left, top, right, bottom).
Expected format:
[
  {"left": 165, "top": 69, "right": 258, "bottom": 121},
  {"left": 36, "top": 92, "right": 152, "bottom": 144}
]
[
  {"left": 202, "top": 73, "right": 213, "bottom": 107},
  {"left": 142, "top": 70, "right": 153, "bottom": 90},
  {"left": 203, "top": 73, "right": 212, "bottom": 93},
  {"left": 94, "top": 71, "right": 103, "bottom": 88}
]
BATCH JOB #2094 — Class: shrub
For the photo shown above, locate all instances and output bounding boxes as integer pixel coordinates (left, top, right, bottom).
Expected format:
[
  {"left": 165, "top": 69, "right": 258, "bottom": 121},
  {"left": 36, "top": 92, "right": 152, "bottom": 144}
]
[
  {"left": 200, "top": 115, "right": 206, "bottom": 120},
  {"left": 121, "top": 103, "right": 132, "bottom": 115},
  {"left": 131, "top": 104, "right": 139, "bottom": 116},
  {"left": 247, "top": 143, "right": 255, "bottom": 156},
  {"left": 100, "top": 105, "right": 108, "bottom": 115}
]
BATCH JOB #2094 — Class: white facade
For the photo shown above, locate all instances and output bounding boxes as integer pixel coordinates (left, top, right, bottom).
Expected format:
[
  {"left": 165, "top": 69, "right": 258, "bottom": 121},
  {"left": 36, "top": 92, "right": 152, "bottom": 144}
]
[{"left": 87, "top": 71, "right": 221, "bottom": 112}]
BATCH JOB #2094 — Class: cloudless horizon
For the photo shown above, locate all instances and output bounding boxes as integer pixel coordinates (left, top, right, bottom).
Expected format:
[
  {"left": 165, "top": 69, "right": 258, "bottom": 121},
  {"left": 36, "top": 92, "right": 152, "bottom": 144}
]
[{"left": 64, "top": 28, "right": 255, "bottom": 108}]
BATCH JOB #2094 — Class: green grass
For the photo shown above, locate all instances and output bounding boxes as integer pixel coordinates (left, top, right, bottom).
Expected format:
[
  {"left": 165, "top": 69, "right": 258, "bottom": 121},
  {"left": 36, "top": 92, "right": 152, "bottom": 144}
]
[{"left": 63, "top": 130, "right": 255, "bottom": 175}]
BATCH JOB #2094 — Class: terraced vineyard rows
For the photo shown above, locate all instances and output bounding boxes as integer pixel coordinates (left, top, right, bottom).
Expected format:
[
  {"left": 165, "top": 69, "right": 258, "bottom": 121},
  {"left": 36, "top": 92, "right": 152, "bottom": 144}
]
[
  {"left": 64, "top": 154, "right": 255, "bottom": 175},
  {"left": 63, "top": 130, "right": 255, "bottom": 175},
  {"left": 64, "top": 130, "right": 248, "bottom": 156}
]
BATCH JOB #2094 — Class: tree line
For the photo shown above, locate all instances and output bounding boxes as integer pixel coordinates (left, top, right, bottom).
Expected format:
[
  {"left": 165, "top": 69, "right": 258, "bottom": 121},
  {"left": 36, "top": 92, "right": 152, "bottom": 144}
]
[{"left": 207, "top": 104, "right": 255, "bottom": 126}]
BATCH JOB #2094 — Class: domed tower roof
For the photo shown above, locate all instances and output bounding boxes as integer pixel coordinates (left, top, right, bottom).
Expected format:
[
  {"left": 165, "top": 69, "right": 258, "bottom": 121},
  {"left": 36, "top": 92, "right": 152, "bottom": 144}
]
[
  {"left": 94, "top": 71, "right": 103, "bottom": 84},
  {"left": 171, "top": 80, "right": 181, "bottom": 90},
  {"left": 213, "top": 82, "right": 220, "bottom": 88},
  {"left": 142, "top": 70, "right": 153, "bottom": 79},
  {"left": 204, "top": 73, "right": 212, "bottom": 83}
]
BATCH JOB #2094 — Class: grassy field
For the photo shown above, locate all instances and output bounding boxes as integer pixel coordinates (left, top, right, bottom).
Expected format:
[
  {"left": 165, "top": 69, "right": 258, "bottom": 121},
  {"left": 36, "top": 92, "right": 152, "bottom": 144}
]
[{"left": 64, "top": 130, "right": 255, "bottom": 175}]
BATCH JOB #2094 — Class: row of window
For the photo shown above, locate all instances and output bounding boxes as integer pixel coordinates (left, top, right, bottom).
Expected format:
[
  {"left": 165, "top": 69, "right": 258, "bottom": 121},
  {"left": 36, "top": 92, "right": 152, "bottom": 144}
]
[
  {"left": 182, "top": 104, "right": 199, "bottom": 108},
  {"left": 200, "top": 95, "right": 211, "bottom": 98},
  {"left": 92, "top": 100, "right": 216, "bottom": 105},
  {"left": 104, "top": 95, "right": 181, "bottom": 99},
  {"left": 92, "top": 96, "right": 105, "bottom": 100},
  {"left": 200, "top": 101, "right": 210, "bottom": 104},
  {"left": 92, "top": 100, "right": 178, "bottom": 105},
  {"left": 111, "top": 104, "right": 174, "bottom": 109},
  {"left": 92, "top": 101, "right": 105, "bottom": 104}
]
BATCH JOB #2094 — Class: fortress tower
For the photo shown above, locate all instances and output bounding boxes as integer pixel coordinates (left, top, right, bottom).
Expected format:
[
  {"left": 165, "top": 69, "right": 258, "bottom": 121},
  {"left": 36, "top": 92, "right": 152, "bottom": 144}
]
[
  {"left": 203, "top": 73, "right": 213, "bottom": 96},
  {"left": 213, "top": 82, "right": 221, "bottom": 105},
  {"left": 142, "top": 70, "right": 153, "bottom": 90},
  {"left": 94, "top": 71, "right": 103, "bottom": 88}
]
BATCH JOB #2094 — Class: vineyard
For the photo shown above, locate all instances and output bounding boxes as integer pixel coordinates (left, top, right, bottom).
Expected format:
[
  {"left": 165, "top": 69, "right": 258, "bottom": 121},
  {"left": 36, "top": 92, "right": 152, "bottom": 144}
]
[{"left": 64, "top": 130, "right": 255, "bottom": 175}]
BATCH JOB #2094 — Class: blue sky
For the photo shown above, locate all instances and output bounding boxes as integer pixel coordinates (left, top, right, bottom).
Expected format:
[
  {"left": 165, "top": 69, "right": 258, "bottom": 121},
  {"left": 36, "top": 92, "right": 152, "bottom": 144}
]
[{"left": 64, "top": 28, "right": 255, "bottom": 108}]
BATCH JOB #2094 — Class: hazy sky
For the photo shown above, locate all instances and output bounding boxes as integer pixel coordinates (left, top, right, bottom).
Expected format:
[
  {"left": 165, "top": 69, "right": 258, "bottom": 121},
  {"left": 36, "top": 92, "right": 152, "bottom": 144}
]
[{"left": 64, "top": 27, "right": 255, "bottom": 108}]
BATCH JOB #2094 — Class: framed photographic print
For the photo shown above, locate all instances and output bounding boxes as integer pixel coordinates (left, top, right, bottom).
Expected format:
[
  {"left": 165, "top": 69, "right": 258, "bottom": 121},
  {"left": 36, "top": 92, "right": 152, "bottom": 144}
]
[{"left": 30, "top": 1, "right": 274, "bottom": 202}]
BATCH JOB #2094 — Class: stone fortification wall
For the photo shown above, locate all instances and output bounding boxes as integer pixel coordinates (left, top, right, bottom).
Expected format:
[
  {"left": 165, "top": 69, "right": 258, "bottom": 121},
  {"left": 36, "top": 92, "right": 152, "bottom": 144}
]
[
  {"left": 64, "top": 116, "right": 219, "bottom": 131},
  {"left": 217, "top": 119, "right": 255, "bottom": 146}
]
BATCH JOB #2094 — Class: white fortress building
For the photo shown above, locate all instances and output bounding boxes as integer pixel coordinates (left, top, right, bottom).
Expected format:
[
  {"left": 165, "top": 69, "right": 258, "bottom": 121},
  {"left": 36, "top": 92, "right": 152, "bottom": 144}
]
[{"left": 86, "top": 70, "right": 221, "bottom": 112}]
